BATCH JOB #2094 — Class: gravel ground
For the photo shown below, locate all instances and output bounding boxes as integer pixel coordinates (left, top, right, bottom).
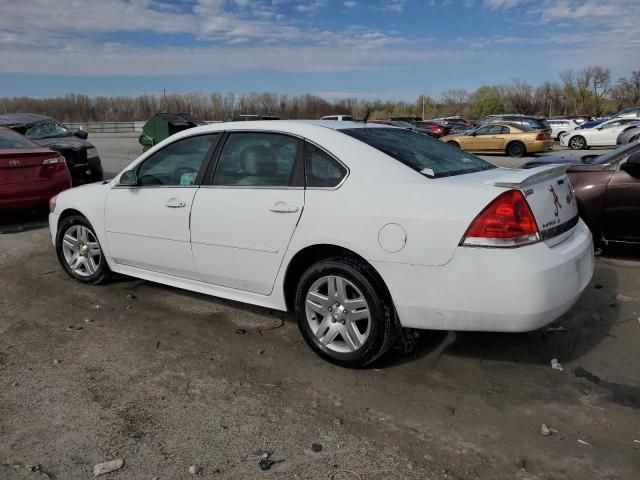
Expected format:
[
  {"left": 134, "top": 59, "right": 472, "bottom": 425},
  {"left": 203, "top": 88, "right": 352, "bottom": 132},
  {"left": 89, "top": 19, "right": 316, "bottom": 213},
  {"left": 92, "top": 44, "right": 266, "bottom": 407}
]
[{"left": 1, "top": 134, "right": 639, "bottom": 480}]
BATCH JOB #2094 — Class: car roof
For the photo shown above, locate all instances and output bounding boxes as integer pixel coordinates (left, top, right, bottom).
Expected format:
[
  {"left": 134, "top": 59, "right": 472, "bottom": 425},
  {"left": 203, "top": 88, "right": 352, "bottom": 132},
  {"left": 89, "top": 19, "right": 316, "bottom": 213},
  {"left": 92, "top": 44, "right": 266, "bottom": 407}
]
[
  {"left": 211, "top": 119, "right": 389, "bottom": 131},
  {"left": 0, "top": 113, "right": 53, "bottom": 127}
]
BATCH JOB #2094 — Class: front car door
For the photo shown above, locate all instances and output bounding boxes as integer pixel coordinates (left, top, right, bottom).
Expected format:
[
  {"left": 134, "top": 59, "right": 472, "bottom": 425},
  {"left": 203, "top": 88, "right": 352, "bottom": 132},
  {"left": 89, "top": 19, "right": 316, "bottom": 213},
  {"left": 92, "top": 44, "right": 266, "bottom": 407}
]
[
  {"left": 190, "top": 131, "right": 304, "bottom": 295},
  {"left": 469, "top": 125, "right": 504, "bottom": 151},
  {"left": 603, "top": 154, "right": 640, "bottom": 242},
  {"left": 104, "top": 133, "right": 221, "bottom": 278}
]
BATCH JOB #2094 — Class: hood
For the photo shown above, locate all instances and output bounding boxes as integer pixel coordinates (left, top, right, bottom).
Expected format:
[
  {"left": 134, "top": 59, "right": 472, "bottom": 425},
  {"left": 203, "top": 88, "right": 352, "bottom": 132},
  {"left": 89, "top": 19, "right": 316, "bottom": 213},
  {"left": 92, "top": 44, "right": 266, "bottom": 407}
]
[{"left": 35, "top": 136, "right": 93, "bottom": 151}]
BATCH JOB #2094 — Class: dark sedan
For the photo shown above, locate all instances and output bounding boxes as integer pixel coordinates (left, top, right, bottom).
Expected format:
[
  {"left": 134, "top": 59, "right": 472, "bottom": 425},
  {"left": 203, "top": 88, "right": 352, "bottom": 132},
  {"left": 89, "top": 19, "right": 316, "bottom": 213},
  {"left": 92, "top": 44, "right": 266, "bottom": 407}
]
[
  {"left": 525, "top": 142, "right": 640, "bottom": 245},
  {"left": 0, "top": 113, "right": 103, "bottom": 185}
]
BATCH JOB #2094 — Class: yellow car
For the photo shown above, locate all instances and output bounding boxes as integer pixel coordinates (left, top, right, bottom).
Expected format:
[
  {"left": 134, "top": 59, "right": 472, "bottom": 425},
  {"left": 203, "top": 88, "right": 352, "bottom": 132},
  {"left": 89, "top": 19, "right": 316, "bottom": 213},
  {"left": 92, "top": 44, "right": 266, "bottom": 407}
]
[{"left": 440, "top": 122, "right": 553, "bottom": 157}]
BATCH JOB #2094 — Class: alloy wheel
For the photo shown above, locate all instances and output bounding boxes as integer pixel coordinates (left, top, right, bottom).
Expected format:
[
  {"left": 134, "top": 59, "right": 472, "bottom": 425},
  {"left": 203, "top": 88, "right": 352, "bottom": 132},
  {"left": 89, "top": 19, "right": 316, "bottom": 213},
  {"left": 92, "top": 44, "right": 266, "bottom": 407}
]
[
  {"left": 569, "top": 136, "right": 585, "bottom": 149},
  {"left": 61, "top": 225, "right": 102, "bottom": 277},
  {"left": 305, "top": 275, "right": 371, "bottom": 353}
]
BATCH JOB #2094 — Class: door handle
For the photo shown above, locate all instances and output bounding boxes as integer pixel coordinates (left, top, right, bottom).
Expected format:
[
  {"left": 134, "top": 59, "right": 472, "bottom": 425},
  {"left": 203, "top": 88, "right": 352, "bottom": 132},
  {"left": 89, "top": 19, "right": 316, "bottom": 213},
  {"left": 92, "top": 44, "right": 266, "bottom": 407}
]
[
  {"left": 165, "top": 198, "right": 186, "bottom": 208},
  {"left": 269, "top": 201, "right": 299, "bottom": 213}
]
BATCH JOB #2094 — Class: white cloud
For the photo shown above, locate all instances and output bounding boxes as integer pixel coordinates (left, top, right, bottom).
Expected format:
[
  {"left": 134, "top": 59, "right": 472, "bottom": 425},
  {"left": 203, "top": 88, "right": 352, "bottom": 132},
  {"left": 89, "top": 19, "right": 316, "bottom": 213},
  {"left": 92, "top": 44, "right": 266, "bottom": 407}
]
[
  {"left": 483, "top": 0, "right": 524, "bottom": 9},
  {"left": 343, "top": 1, "right": 357, "bottom": 8}
]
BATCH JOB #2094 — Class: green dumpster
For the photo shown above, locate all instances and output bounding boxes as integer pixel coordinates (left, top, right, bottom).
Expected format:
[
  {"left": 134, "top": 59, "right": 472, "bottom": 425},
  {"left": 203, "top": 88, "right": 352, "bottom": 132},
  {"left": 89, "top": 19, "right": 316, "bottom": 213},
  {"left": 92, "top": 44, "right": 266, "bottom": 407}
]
[{"left": 138, "top": 113, "right": 206, "bottom": 151}]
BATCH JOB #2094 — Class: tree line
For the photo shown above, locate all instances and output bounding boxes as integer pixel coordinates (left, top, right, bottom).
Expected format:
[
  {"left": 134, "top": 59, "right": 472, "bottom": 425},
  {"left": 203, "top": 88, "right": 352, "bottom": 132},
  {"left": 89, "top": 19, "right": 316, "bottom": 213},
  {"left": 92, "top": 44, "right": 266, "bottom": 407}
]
[{"left": 1, "top": 66, "right": 638, "bottom": 122}]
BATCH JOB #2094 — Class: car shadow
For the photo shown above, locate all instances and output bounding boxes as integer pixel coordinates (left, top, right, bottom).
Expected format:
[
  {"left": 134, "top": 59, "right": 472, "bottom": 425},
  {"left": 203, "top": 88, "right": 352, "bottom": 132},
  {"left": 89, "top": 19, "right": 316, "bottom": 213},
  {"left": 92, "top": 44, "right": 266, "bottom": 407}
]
[
  {"left": 379, "top": 263, "right": 622, "bottom": 369},
  {"left": 0, "top": 208, "right": 49, "bottom": 234}
]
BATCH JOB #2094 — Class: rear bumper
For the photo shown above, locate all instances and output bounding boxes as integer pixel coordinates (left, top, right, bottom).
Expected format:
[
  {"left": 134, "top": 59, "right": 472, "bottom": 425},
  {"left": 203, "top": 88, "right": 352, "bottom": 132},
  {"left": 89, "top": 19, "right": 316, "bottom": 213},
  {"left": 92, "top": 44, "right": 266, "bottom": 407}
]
[
  {"left": 0, "top": 174, "right": 71, "bottom": 210},
  {"left": 526, "top": 139, "right": 554, "bottom": 153},
  {"left": 373, "top": 220, "right": 594, "bottom": 332}
]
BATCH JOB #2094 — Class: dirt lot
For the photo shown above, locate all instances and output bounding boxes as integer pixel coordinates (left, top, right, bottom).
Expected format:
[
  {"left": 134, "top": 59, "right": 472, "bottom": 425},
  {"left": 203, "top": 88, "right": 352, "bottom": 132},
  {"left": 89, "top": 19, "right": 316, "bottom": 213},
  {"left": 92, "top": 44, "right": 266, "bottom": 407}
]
[{"left": 1, "top": 134, "right": 639, "bottom": 480}]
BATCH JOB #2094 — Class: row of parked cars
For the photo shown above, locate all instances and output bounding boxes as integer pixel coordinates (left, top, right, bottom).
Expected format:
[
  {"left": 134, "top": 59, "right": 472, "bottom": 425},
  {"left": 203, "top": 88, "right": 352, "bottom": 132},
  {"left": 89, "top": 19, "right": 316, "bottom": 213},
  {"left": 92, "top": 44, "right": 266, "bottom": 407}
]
[{"left": 0, "top": 113, "right": 103, "bottom": 210}]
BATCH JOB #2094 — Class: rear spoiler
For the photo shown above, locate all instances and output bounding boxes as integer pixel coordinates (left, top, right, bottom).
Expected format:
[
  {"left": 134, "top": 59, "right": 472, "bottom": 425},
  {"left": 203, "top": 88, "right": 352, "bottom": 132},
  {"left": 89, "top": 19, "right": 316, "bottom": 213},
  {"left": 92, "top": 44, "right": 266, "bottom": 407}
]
[{"left": 484, "top": 165, "right": 569, "bottom": 189}]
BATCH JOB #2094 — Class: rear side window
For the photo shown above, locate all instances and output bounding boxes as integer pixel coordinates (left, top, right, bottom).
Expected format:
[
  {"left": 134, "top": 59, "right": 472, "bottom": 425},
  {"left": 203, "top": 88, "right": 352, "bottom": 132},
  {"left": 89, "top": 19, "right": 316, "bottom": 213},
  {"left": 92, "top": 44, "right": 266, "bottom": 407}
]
[
  {"left": 342, "top": 128, "right": 495, "bottom": 178},
  {"left": 0, "top": 129, "right": 39, "bottom": 148},
  {"left": 305, "top": 143, "right": 347, "bottom": 188},
  {"left": 213, "top": 132, "right": 302, "bottom": 187}
]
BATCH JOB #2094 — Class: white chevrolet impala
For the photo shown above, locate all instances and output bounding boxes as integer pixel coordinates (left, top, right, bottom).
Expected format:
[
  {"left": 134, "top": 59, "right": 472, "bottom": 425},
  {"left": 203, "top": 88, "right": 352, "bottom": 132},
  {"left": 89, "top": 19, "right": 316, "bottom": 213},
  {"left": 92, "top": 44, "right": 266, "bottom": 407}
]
[{"left": 49, "top": 121, "right": 594, "bottom": 367}]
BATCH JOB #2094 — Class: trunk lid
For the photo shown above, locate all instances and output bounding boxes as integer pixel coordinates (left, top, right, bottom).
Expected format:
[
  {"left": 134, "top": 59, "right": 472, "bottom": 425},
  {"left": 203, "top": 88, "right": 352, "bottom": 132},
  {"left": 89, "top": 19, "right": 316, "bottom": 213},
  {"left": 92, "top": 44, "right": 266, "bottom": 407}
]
[
  {"left": 484, "top": 165, "right": 579, "bottom": 247},
  {"left": 0, "top": 149, "right": 64, "bottom": 185}
]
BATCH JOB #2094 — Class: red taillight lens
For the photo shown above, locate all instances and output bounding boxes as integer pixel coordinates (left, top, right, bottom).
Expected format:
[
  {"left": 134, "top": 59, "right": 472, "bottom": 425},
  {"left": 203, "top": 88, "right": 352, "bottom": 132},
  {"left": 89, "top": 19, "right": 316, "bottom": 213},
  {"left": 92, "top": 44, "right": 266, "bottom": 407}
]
[
  {"left": 535, "top": 133, "right": 545, "bottom": 140},
  {"left": 43, "top": 155, "right": 66, "bottom": 172},
  {"left": 461, "top": 189, "right": 540, "bottom": 247}
]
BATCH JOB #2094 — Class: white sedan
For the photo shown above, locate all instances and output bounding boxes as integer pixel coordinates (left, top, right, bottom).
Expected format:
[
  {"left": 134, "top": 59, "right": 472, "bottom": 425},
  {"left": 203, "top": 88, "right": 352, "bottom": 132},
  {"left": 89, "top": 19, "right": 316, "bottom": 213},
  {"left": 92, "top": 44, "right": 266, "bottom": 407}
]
[
  {"left": 561, "top": 118, "right": 640, "bottom": 149},
  {"left": 49, "top": 121, "right": 594, "bottom": 367}
]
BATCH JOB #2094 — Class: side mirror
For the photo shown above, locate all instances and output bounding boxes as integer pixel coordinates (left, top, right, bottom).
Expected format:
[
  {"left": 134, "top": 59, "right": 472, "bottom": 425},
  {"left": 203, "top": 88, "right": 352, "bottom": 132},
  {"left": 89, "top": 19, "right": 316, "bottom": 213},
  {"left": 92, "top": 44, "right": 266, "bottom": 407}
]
[
  {"left": 623, "top": 152, "right": 640, "bottom": 170},
  {"left": 118, "top": 169, "right": 138, "bottom": 186},
  {"left": 74, "top": 129, "right": 89, "bottom": 139}
]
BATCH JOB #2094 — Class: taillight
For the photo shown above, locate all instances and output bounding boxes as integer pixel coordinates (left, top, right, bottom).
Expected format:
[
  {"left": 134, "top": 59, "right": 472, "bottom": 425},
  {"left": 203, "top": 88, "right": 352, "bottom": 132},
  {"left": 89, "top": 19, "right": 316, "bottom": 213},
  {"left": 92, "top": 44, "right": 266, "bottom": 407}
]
[
  {"left": 43, "top": 155, "right": 66, "bottom": 172},
  {"left": 535, "top": 133, "right": 545, "bottom": 140},
  {"left": 461, "top": 190, "right": 540, "bottom": 247}
]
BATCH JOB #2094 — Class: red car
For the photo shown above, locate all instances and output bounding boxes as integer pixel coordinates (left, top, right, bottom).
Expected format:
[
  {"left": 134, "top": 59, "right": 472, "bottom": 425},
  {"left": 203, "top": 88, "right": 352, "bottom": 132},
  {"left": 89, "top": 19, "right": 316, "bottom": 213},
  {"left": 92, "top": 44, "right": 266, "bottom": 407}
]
[
  {"left": 414, "top": 121, "right": 452, "bottom": 138},
  {"left": 0, "top": 127, "right": 71, "bottom": 210}
]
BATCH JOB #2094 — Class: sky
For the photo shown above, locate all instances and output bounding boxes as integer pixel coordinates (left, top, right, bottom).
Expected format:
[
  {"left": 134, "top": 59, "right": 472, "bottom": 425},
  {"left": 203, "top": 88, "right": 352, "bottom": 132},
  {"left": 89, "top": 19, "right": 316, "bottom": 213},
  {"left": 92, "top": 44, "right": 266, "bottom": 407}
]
[{"left": 0, "top": 0, "right": 639, "bottom": 100}]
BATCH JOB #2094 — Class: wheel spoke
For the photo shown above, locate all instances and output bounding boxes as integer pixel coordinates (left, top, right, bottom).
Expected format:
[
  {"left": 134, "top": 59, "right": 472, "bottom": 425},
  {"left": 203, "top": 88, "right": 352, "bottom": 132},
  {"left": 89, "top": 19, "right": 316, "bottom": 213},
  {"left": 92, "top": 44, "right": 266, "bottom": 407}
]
[
  {"left": 87, "top": 242, "right": 101, "bottom": 256},
  {"left": 320, "top": 325, "right": 340, "bottom": 346},
  {"left": 314, "top": 315, "right": 332, "bottom": 339},
  {"left": 85, "top": 256, "right": 97, "bottom": 275},
  {"left": 345, "top": 322, "right": 363, "bottom": 350},
  {"left": 344, "top": 297, "right": 367, "bottom": 311},
  {"left": 349, "top": 308, "right": 370, "bottom": 321},
  {"left": 63, "top": 233, "right": 78, "bottom": 249},
  {"left": 328, "top": 276, "right": 347, "bottom": 303},
  {"left": 69, "top": 253, "right": 83, "bottom": 270}
]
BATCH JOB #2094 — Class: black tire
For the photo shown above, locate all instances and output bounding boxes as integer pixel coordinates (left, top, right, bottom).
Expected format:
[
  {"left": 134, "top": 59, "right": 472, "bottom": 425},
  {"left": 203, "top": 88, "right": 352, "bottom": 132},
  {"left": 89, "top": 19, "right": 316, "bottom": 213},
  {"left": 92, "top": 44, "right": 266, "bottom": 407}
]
[
  {"left": 294, "top": 256, "right": 396, "bottom": 368},
  {"left": 447, "top": 141, "right": 460, "bottom": 148},
  {"left": 56, "top": 214, "right": 111, "bottom": 284},
  {"left": 568, "top": 135, "right": 586, "bottom": 150},
  {"left": 506, "top": 141, "right": 526, "bottom": 157}
]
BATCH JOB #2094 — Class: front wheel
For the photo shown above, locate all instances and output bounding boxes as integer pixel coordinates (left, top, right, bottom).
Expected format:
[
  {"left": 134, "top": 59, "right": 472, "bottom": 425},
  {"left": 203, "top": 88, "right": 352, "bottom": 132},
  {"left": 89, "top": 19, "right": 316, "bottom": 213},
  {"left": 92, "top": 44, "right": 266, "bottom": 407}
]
[
  {"left": 56, "top": 215, "right": 111, "bottom": 284},
  {"left": 294, "top": 257, "right": 396, "bottom": 368},
  {"left": 568, "top": 135, "right": 586, "bottom": 150}
]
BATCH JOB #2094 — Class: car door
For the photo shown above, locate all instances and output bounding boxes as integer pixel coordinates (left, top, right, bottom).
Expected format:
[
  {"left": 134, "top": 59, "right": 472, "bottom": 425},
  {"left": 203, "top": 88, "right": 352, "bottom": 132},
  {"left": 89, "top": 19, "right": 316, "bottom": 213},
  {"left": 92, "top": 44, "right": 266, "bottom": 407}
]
[
  {"left": 472, "top": 125, "right": 504, "bottom": 151},
  {"left": 104, "top": 133, "right": 221, "bottom": 279},
  {"left": 190, "top": 131, "right": 305, "bottom": 295},
  {"left": 591, "top": 121, "right": 620, "bottom": 146},
  {"left": 603, "top": 154, "right": 640, "bottom": 242}
]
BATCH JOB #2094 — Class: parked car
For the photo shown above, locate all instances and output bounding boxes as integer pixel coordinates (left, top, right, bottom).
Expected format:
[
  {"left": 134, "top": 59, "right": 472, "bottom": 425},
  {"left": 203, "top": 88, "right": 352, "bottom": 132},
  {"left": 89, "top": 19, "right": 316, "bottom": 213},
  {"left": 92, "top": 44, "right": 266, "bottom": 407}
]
[
  {"left": 369, "top": 120, "right": 437, "bottom": 137},
  {"left": 0, "top": 113, "right": 103, "bottom": 185},
  {"left": 441, "top": 122, "right": 553, "bottom": 157},
  {"left": 229, "top": 115, "right": 280, "bottom": 121},
  {"left": 139, "top": 113, "right": 206, "bottom": 151},
  {"left": 548, "top": 118, "right": 580, "bottom": 140},
  {"left": 610, "top": 107, "right": 640, "bottom": 120},
  {"left": 49, "top": 120, "right": 593, "bottom": 367},
  {"left": 578, "top": 119, "right": 607, "bottom": 129},
  {"left": 616, "top": 126, "right": 640, "bottom": 145},
  {"left": 320, "top": 115, "right": 354, "bottom": 121},
  {"left": 560, "top": 118, "right": 640, "bottom": 149},
  {"left": 524, "top": 141, "right": 640, "bottom": 244},
  {"left": 485, "top": 115, "right": 551, "bottom": 134},
  {"left": 550, "top": 115, "right": 592, "bottom": 125},
  {"left": 414, "top": 121, "right": 451, "bottom": 138},
  {"left": 0, "top": 127, "right": 71, "bottom": 210}
]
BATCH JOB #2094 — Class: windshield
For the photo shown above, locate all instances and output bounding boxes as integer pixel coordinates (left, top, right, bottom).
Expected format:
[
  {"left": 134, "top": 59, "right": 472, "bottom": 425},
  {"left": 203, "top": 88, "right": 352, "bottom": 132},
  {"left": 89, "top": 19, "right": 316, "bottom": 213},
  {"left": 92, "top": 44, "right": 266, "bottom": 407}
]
[
  {"left": 0, "top": 128, "right": 40, "bottom": 148},
  {"left": 25, "top": 121, "right": 72, "bottom": 140},
  {"left": 342, "top": 127, "right": 496, "bottom": 178},
  {"left": 587, "top": 141, "right": 640, "bottom": 164}
]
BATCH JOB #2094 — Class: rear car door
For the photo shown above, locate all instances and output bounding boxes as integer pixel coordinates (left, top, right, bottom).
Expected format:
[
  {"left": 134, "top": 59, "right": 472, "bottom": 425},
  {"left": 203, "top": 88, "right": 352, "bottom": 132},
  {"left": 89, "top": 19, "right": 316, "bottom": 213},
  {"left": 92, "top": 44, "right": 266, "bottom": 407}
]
[
  {"left": 603, "top": 156, "right": 640, "bottom": 242},
  {"left": 190, "top": 131, "right": 304, "bottom": 295},
  {"left": 104, "top": 133, "right": 221, "bottom": 278}
]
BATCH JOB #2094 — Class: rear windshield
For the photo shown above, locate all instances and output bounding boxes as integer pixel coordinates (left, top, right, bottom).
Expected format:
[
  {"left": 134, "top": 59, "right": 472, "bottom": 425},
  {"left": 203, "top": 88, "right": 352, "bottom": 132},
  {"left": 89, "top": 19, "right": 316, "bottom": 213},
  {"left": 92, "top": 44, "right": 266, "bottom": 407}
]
[
  {"left": 0, "top": 129, "right": 39, "bottom": 148},
  {"left": 342, "top": 127, "right": 496, "bottom": 178}
]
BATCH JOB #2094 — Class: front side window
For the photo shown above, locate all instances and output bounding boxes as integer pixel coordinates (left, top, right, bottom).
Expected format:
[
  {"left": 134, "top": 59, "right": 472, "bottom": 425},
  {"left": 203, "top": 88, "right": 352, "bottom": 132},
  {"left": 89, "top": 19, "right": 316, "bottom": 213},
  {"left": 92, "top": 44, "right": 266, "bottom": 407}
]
[
  {"left": 213, "top": 132, "right": 302, "bottom": 187},
  {"left": 305, "top": 143, "right": 347, "bottom": 188},
  {"left": 137, "top": 133, "right": 220, "bottom": 186},
  {"left": 341, "top": 127, "right": 495, "bottom": 178}
]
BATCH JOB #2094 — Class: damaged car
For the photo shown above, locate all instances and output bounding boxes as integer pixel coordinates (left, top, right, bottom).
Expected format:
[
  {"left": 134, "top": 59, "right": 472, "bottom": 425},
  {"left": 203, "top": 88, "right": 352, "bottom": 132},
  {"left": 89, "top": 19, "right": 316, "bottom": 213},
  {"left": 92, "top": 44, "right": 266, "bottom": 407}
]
[{"left": 0, "top": 113, "right": 103, "bottom": 185}]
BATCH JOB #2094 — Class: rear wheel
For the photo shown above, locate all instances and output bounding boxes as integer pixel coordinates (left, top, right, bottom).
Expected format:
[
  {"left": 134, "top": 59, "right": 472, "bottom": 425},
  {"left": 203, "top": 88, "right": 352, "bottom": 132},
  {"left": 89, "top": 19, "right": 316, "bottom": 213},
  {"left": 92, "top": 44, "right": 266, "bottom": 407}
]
[
  {"left": 569, "top": 135, "right": 586, "bottom": 150},
  {"left": 506, "top": 141, "right": 526, "bottom": 157},
  {"left": 56, "top": 215, "right": 111, "bottom": 284},
  {"left": 294, "top": 257, "right": 396, "bottom": 368}
]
